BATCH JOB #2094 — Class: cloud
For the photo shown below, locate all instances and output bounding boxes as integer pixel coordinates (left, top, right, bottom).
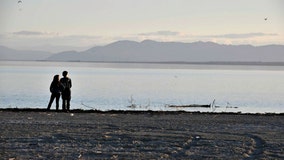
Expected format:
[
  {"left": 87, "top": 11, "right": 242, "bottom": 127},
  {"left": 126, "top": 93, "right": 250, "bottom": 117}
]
[
  {"left": 203, "top": 33, "right": 278, "bottom": 39},
  {"left": 137, "top": 32, "right": 279, "bottom": 40},
  {"left": 11, "top": 31, "right": 102, "bottom": 40},
  {"left": 64, "top": 35, "right": 102, "bottom": 40},
  {"left": 10, "top": 31, "right": 62, "bottom": 37},
  {"left": 13, "top": 31, "right": 46, "bottom": 36},
  {"left": 139, "top": 31, "right": 180, "bottom": 36}
]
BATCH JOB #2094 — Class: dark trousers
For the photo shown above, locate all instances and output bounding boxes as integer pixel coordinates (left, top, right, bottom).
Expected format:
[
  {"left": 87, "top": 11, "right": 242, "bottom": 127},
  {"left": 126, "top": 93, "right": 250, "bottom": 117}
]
[
  {"left": 62, "top": 90, "right": 71, "bottom": 111},
  {"left": 62, "top": 98, "right": 71, "bottom": 111},
  {"left": 47, "top": 93, "right": 60, "bottom": 110}
]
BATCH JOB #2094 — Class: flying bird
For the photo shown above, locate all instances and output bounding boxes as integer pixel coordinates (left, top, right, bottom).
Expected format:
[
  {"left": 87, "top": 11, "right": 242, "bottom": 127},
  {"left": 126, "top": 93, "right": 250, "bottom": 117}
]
[{"left": 18, "top": 0, "right": 22, "bottom": 3}]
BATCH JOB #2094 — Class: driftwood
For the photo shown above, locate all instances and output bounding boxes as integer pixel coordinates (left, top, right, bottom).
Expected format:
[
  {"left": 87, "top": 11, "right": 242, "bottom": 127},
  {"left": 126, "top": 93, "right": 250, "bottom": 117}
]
[{"left": 168, "top": 104, "right": 211, "bottom": 108}]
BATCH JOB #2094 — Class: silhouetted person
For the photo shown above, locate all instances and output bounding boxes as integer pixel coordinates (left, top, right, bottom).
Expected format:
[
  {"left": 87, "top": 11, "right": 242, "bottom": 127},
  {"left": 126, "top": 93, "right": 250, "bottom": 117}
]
[
  {"left": 60, "top": 71, "right": 72, "bottom": 111},
  {"left": 47, "top": 75, "right": 62, "bottom": 111}
]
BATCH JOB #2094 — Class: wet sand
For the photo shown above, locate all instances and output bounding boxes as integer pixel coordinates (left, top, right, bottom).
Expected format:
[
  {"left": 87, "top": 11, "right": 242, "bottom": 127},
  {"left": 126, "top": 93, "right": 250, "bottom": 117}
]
[{"left": 0, "top": 109, "right": 283, "bottom": 159}]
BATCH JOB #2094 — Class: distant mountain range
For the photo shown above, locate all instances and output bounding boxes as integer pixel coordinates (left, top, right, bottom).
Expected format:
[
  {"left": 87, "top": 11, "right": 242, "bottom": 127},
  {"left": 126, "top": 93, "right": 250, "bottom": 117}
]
[
  {"left": 0, "top": 45, "right": 51, "bottom": 61},
  {"left": 1, "top": 40, "right": 284, "bottom": 63}
]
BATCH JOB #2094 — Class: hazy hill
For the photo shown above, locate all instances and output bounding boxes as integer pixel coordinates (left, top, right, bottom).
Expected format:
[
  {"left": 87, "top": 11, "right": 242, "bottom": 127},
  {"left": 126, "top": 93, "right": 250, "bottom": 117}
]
[
  {"left": 46, "top": 40, "right": 284, "bottom": 62},
  {"left": 0, "top": 45, "right": 52, "bottom": 61},
  {"left": 1, "top": 40, "right": 284, "bottom": 63}
]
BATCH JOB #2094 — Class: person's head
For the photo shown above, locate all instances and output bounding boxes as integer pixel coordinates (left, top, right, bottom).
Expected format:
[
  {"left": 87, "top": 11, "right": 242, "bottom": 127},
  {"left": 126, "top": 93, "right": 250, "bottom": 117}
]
[
  {"left": 53, "top": 75, "right": 60, "bottom": 81},
  {"left": 62, "top": 71, "right": 68, "bottom": 77}
]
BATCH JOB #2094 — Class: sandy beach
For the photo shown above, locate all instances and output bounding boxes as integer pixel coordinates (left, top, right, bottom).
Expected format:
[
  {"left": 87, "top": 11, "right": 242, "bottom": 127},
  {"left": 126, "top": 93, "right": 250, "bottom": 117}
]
[{"left": 0, "top": 109, "right": 283, "bottom": 159}]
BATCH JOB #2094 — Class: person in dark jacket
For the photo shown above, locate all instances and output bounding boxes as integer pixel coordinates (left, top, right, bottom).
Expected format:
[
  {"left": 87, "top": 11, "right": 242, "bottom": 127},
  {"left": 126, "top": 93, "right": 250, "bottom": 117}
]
[
  {"left": 47, "top": 75, "right": 62, "bottom": 111},
  {"left": 60, "top": 71, "right": 72, "bottom": 111}
]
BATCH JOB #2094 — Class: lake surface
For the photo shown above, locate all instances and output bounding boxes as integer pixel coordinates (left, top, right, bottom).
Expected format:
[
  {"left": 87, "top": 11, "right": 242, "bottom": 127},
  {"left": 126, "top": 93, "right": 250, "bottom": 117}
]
[{"left": 0, "top": 61, "right": 283, "bottom": 113}]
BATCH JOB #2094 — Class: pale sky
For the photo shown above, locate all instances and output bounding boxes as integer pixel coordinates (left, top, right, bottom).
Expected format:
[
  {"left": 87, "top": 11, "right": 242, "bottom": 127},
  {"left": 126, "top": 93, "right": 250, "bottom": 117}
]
[{"left": 0, "top": 0, "right": 283, "bottom": 52}]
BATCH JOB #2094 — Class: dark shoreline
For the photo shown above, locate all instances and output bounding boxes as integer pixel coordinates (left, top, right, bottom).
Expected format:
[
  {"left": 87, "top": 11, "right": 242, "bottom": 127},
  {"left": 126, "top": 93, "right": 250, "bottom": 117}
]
[{"left": 0, "top": 108, "right": 283, "bottom": 115}]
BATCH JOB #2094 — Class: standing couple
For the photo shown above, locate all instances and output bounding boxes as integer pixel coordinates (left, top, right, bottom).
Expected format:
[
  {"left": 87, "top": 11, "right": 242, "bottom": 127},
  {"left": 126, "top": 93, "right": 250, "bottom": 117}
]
[{"left": 47, "top": 71, "right": 72, "bottom": 112}]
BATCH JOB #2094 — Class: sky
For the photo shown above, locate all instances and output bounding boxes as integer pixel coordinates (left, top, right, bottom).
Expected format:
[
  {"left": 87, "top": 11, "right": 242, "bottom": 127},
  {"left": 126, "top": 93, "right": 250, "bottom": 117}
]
[{"left": 0, "top": 0, "right": 283, "bottom": 52}]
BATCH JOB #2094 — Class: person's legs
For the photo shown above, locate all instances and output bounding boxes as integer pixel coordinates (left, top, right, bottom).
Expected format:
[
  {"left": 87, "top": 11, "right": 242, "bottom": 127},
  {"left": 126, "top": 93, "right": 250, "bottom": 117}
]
[
  {"left": 47, "top": 94, "right": 55, "bottom": 110},
  {"left": 62, "top": 98, "right": 66, "bottom": 111},
  {"left": 66, "top": 98, "right": 70, "bottom": 111},
  {"left": 55, "top": 93, "right": 60, "bottom": 111}
]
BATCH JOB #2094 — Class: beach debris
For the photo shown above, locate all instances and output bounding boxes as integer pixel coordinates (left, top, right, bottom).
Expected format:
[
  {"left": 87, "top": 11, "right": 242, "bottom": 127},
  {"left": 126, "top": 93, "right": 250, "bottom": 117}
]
[
  {"left": 9, "top": 158, "right": 16, "bottom": 160},
  {"left": 103, "top": 132, "right": 112, "bottom": 139},
  {"left": 160, "top": 154, "right": 170, "bottom": 159},
  {"left": 127, "top": 95, "right": 151, "bottom": 109},
  {"left": 167, "top": 99, "right": 239, "bottom": 112},
  {"left": 211, "top": 99, "right": 216, "bottom": 112},
  {"left": 110, "top": 114, "right": 117, "bottom": 117},
  {"left": 195, "top": 135, "right": 201, "bottom": 139},
  {"left": 132, "top": 140, "right": 143, "bottom": 145},
  {"left": 243, "top": 153, "right": 250, "bottom": 158},
  {"left": 53, "top": 146, "right": 59, "bottom": 150},
  {"left": 185, "top": 150, "right": 195, "bottom": 156},
  {"left": 128, "top": 95, "right": 137, "bottom": 109},
  {"left": 103, "top": 135, "right": 112, "bottom": 139},
  {"left": 168, "top": 104, "right": 211, "bottom": 108},
  {"left": 226, "top": 102, "right": 231, "bottom": 108},
  {"left": 78, "top": 153, "right": 82, "bottom": 159},
  {"left": 183, "top": 138, "right": 193, "bottom": 146},
  {"left": 95, "top": 143, "right": 103, "bottom": 154},
  {"left": 127, "top": 104, "right": 137, "bottom": 109},
  {"left": 37, "top": 154, "right": 43, "bottom": 158},
  {"left": 264, "top": 17, "right": 268, "bottom": 21},
  {"left": 18, "top": 0, "right": 22, "bottom": 3},
  {"left": 81, "top": 101, "right": 96, "bottom": 110},
  {"left": 111, "top": 155, "right": 118, "bottom": 159},
  {"left": 70, "top": 113, "right": 74, "bottom": 116},
  {"left": 226, "top": 102, "right": 238, "bottom": 109}
]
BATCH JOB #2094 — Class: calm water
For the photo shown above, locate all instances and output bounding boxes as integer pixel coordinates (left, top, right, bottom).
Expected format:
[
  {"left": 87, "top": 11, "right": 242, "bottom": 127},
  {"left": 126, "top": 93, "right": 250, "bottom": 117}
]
[{"left": 0, "top": 61, "right": 283, "bottom": 113}]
